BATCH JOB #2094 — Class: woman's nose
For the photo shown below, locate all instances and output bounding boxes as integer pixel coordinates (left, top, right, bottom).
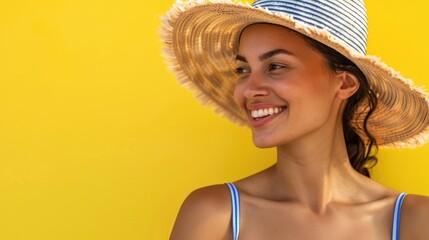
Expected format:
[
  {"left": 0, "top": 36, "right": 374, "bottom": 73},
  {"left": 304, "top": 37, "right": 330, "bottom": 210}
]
[{"left": 243, "top": 73, "right": 270, "bottom": 99}]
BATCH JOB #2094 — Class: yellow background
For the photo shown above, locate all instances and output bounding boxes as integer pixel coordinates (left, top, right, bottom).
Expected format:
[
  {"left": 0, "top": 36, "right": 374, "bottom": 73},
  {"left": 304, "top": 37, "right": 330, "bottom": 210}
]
[{"left": 0, "top": 0, "right": 427, "bottom": 239}]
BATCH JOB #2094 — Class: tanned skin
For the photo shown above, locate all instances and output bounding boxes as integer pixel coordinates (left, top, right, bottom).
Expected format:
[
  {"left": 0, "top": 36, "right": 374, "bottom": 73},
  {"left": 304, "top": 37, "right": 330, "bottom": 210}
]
[{"left": 170, "top": 24, "right": 429, "bottom": 240}]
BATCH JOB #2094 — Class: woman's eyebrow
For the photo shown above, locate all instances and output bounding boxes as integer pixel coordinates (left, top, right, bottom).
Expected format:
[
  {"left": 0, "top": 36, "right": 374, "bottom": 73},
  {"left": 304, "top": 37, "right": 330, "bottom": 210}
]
[
  {"left": 236, "top": 55, "right": 247, "bottom": 62},
  {"left": 236, "top": 48, "right": 294, "bottom": 62},
  {"left": 260, "top": 49, "right": 294, "bottom": 61}
]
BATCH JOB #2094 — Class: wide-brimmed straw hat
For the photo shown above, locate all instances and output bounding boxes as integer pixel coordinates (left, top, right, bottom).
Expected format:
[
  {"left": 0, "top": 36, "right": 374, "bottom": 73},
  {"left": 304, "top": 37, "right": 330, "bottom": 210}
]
[{"left": 161, "top": 0, "right": 429, "bottom": 147}]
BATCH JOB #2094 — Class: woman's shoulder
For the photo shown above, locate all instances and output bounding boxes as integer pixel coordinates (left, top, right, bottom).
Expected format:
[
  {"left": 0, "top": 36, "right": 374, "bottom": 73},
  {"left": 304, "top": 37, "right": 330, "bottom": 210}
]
[
  {"left": 401, "top": 194, "right": 429, "bottom": 240},
  {"left": 170, "top": 184, "right": 232, "bottom": 240},
  {"left": 181, "top": 184, "right": 233, "bottom": 213}
]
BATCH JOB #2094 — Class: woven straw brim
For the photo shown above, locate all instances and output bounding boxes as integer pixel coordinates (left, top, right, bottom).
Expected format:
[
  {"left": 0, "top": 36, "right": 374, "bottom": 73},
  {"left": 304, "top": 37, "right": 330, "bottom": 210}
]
[{"left": 161, "top": 0, "right": 429, "bottom": 147}]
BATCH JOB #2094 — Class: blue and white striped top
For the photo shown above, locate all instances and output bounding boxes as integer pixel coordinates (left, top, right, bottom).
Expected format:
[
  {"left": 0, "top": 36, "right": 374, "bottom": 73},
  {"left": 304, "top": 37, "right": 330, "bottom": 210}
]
[{"left": 226, "top": 183, "right": 407, "bottom": 240}]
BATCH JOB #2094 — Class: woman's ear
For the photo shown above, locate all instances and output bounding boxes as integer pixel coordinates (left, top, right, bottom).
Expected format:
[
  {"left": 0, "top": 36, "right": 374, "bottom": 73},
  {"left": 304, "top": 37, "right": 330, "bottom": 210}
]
[{"left": 336, "top": 72, "right": 360, "bottom": 100}]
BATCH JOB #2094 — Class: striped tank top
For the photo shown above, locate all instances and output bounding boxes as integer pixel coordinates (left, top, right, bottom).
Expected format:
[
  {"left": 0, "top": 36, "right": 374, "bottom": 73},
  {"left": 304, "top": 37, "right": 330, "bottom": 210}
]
[{"left": 226, "top": 183, "right": 407, "bottom": 240}]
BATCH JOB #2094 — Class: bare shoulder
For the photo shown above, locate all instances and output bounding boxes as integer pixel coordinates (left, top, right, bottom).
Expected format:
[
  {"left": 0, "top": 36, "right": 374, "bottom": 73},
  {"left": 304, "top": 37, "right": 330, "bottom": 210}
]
[
  {"left": 170, "top": 184, "right": 232, "bottom": 240},
  {"left": 401, "top": 194, "right": 429, "bottom": 240}
]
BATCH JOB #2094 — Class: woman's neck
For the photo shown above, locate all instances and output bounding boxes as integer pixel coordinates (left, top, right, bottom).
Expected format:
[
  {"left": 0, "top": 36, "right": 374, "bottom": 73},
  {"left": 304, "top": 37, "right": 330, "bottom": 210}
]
[{"left": 269, "top": 130, "right": 366, "bottom": 214}]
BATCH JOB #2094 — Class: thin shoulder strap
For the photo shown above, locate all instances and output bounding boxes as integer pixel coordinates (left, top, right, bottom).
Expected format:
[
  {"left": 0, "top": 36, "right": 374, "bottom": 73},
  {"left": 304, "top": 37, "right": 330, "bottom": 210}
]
[
  {"left": 226, "top": 183, "right": 240, "bottom": 240},
  {"left": 392, "top": 193, "right": 407, "bottom": 240}
]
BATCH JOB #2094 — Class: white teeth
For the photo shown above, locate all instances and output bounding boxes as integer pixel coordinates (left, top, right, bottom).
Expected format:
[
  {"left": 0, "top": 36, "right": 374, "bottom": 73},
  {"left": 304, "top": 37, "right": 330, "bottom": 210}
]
[
  {"left": 251, "top": 110, "right": 258, "bottom": 118},
  {"left": 250, "top": 107, "right": 285, "bottom": 119}
]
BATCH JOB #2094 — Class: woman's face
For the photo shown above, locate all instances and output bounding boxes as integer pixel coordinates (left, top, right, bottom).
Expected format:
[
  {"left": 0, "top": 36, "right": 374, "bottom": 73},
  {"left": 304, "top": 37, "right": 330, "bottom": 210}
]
[{"left": 234, "top": 24, "right": 343, "bottom": 148}]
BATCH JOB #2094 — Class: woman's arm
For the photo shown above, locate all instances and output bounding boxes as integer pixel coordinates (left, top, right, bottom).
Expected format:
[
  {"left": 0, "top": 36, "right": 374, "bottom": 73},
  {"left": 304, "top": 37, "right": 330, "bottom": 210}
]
[{"left": 170, "top": 184, "right": 232, "bottom": 240}]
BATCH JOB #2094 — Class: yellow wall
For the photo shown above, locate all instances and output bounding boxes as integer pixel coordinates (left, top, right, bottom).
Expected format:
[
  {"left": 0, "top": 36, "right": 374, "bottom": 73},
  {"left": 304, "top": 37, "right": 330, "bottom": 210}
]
[{"left": 0, "top": 0, "right": 427, "bottom": 239}]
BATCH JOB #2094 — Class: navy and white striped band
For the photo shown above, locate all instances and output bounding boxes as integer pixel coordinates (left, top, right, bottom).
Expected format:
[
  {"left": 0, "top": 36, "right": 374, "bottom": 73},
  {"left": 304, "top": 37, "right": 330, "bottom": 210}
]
[{"left": 253, "top": 0, "right": 368, "bottom": 54}]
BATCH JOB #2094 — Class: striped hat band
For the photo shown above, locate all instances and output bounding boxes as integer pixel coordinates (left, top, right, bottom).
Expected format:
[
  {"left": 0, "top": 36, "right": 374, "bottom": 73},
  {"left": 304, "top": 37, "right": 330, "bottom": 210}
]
[{"left": 253, "top": 0, "right": 368, "bottom": 54}]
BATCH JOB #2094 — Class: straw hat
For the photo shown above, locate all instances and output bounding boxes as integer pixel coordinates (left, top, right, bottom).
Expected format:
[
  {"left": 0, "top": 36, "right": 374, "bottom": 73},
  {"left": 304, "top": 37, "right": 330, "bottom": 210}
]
[{"left": 161, "top": 0, "right": 429, "bottom": 147}]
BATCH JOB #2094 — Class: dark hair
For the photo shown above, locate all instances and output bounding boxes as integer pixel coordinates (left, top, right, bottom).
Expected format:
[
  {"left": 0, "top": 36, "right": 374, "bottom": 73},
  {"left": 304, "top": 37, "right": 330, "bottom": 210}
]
[{"left": 303, "top": 37, "right": 379, "bottom": 177}]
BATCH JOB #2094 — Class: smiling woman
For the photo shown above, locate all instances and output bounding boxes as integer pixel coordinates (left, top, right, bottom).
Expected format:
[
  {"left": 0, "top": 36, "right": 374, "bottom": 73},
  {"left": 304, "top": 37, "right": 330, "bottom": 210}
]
[
  {"left": 234, "top": 24, "right": 348, "bottom": 149},
  {"left": 161, "top": 0, "right": 429, "bottom": 239}
]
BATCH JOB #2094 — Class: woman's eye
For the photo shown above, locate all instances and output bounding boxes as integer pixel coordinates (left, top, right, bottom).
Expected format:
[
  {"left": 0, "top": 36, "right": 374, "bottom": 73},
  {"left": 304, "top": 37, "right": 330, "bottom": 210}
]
[
  {"left": 268, "top": 64, "right": 285, "bottom": 71},
  {"left": 235, "top": 67, "right": 250, "bottom": 75}
]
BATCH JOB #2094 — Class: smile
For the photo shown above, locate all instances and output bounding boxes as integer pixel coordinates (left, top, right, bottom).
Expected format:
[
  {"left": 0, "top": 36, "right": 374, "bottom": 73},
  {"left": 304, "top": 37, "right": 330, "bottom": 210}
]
[{"left": 250, "top": 107, "right": 286, "bottom": 119}]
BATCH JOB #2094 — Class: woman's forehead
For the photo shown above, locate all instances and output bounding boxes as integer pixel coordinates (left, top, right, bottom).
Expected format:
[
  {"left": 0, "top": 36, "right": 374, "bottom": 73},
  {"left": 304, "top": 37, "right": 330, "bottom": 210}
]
[{"left": 238, "top": 24, "right": 317, "bottom": 58}]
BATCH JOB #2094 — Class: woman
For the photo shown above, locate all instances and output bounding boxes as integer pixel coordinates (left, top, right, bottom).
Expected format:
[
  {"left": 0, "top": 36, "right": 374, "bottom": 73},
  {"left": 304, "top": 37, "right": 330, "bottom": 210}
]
[{"left": 161, "top": 0, "right": 429, "bottom": 239}]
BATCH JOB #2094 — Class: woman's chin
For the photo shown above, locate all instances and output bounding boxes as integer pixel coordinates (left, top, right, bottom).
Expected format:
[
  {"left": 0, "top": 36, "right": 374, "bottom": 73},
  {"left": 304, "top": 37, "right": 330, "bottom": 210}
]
[{"left": 252, "top": 137, "right": 279, "bottom": 149}]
